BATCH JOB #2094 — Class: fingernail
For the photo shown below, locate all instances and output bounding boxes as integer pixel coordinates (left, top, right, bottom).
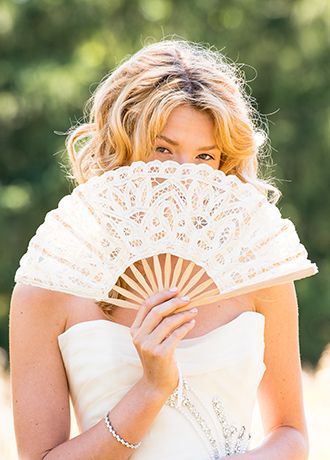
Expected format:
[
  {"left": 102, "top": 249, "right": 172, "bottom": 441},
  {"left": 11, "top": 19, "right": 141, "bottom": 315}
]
[
  {"left": 190, "top": 308, "right": 198, "bottom": 313},
  {"left": 169, "top": 287, "right": 178, "bottom": 292},
  {"left": 181, "top": 295, "right": 190, "bottom": 301}
]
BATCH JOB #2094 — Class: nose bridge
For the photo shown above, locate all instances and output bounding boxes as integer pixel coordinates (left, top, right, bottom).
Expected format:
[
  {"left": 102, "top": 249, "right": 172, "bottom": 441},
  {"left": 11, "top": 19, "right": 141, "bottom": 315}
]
[{"left": 174, "top": 151, "right": 192, "bottom": 164}]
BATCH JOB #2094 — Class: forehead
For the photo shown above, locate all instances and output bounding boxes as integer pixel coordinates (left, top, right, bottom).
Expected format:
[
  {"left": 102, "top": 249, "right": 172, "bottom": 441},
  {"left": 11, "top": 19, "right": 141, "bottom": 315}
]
[{"left": 160, "top": 105, "right": 215, "bottom": 141}]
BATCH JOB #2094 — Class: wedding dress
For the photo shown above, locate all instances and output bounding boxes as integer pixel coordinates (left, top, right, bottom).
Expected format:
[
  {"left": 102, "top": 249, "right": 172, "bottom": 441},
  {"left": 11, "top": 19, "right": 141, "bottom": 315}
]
[{"left": 57, "top": 310, "right": 266, "bottom": 459}]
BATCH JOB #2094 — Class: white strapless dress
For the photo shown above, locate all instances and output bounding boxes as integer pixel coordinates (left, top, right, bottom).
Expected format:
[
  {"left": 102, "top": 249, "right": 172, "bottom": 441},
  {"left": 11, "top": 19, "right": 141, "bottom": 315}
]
[{"left": 57, "top": 311, "right": 266, "bottom": 459}]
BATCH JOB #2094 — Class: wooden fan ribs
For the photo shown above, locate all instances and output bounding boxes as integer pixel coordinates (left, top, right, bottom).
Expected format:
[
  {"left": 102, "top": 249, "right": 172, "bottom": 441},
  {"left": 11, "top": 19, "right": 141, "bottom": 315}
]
[{"left": 110, "top": 253, "right": 223, "bottom": 312}]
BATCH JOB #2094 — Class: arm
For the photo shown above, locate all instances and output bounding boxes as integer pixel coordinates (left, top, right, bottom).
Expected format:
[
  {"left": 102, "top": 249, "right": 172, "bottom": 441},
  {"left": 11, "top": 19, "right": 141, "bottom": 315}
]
[
  {"left": 10, "top": 284, "right": 196, "bottom": 459},
  {"left": 44, "top": 380, "right": 168, "bottom": 460},
  {"left": 9, "top": 284, "right": 169, "bottom": 460},
  {"left": 231, "top": 281, "right": 309, "bottom": 460}
]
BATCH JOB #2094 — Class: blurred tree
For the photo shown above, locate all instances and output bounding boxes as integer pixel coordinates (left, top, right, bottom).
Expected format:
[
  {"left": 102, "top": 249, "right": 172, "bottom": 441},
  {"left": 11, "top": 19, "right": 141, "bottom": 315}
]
[{"left": 0, "top": 0, "right": 329, "bottom": 368}]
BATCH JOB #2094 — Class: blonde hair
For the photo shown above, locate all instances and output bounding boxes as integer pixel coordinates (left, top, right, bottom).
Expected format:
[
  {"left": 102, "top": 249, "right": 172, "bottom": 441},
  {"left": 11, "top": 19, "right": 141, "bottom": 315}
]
[{"left": 63, "top": 39, "right": 282, "bottom": 318}]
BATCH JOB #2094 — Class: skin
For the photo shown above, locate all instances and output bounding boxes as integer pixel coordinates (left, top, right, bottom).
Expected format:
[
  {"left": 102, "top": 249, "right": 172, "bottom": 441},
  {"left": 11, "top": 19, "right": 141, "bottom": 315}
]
[
  {"left": 9, "top": 104, "right": 309, "bottom": 459},
  {"left": 148, "top": 104, "right": 222, "bottom": 169}
]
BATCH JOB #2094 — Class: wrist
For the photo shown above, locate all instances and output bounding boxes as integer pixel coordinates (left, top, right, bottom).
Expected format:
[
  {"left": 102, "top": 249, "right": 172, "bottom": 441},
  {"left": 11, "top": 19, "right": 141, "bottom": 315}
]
[{"left": 137, "top": 377, "right": 174, "bottom": 403}]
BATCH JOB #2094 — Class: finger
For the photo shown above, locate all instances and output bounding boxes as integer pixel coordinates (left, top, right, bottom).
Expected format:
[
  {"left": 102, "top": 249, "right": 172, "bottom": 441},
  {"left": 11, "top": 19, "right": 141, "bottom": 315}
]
[
  {"left": 160, "top": 319, "right": 196, "bottom": 351},
  {"left": 130, "top": 288, "right": 179, "bottom": 332},
  {"left": 147, "top": 308, "right": 198, "bottom": 345},
  {"left": 136, "top": 295, "right": 192, "bottom": 338}
]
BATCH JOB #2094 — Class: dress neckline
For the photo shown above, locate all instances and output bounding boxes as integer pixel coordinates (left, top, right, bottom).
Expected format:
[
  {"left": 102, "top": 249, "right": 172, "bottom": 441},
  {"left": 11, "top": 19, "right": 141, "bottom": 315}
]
[{"left": 57, "top": 310, "right": 264, "bottom": 344}]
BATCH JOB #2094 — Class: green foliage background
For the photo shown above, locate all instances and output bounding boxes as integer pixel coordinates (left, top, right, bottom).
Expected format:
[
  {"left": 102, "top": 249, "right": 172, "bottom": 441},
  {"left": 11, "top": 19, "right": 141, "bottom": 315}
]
[{"left": 1, "top": 0, "right": 329, "bottom": 369}]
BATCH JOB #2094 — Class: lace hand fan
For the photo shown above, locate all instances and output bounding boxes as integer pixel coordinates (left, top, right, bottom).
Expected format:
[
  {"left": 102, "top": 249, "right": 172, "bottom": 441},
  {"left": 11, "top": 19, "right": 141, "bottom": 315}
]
[{"left": 14, "top": 159, "right": 318, "bottom": 312}]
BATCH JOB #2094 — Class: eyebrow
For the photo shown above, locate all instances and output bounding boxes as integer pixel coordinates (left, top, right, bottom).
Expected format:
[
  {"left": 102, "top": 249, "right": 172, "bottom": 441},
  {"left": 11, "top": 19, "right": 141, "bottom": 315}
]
[{"left": 156, "top": 134, "right": 218, "bottom": 151}]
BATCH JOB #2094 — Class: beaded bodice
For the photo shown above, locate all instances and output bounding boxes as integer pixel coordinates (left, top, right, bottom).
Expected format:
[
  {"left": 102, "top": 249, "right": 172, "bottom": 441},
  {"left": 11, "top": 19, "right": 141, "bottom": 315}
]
[{"left": 57, "top": 311, "right": 266, "bottom": 460}]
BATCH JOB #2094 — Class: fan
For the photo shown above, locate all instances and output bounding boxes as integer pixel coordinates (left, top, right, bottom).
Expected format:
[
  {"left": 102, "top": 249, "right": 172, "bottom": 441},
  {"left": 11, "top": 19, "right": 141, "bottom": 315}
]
[{"left": 14, "top": 159, "right": 318, "bottom": 313}]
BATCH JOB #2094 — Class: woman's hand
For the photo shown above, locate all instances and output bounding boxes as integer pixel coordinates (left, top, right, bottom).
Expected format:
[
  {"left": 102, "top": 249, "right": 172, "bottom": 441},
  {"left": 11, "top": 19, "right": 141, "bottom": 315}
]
[{"left": 130, "top": 287, "right": 198, "bottom": 397}]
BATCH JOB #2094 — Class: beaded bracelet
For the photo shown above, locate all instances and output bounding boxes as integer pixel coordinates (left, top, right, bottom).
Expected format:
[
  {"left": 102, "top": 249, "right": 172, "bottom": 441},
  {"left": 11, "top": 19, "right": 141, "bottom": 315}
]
[{"left": 104, "top": 412, "right": 142, "bottom": 449}]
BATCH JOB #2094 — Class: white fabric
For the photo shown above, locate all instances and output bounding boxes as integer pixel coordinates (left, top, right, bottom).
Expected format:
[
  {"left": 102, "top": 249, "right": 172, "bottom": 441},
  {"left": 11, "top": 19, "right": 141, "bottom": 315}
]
[
  {"left": 57, "top": 311, "right": 266, "bottom": 459},
  {"left": 15, "top": 160, "right": 317, "bottom": 304}
]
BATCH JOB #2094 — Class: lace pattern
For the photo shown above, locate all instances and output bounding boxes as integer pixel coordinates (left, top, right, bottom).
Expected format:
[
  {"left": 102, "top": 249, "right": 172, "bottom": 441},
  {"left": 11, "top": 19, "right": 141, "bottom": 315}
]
[{"left": 14, "top": 159, "right": 317, "bottom": 302}]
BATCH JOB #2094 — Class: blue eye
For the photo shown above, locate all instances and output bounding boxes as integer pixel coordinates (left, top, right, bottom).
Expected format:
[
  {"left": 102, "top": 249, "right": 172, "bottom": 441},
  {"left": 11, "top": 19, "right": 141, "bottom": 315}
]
[
  {"left": 198, "top": 153, "right": 214, "bottom": 160},
  {"left": 155, "top": 147, "right": 214, "bottom": 161},
  {"left": 155, "top": 147, "right": 171, "bottom": 154}
]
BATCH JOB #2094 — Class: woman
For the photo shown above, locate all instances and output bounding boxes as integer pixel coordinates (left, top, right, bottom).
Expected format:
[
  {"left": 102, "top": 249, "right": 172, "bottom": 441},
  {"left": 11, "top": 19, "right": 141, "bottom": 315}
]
[{"left": 10, "top": 40, "right": 309, "bottom": 459}]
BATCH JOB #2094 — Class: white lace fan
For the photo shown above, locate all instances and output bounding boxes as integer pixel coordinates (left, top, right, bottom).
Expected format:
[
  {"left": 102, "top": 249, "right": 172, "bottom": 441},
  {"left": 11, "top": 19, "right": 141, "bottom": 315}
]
[{"left": 14, "top": 159, "right": 318, "bottom": 312}]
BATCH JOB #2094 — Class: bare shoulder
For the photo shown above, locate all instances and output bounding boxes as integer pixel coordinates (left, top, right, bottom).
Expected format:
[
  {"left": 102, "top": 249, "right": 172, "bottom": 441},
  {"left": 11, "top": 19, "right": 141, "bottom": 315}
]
[
  {"left": 9, "top": 284, "right": 77, "bottom": 458},
  {"left": 10, "top": 283, "right": 71, "bottom": 336},
  {"left": 250, "top": 281, "right": 299, "bottom": 323},
  {"left": 251, "top": 281, "right": 297, "bottom": 309}
]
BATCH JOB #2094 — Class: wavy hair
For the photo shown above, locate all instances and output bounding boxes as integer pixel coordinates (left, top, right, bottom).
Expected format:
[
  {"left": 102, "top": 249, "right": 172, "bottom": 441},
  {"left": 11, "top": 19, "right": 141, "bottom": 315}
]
[{"left": 63, "top": 39, "right": 282, "bottom": 318}]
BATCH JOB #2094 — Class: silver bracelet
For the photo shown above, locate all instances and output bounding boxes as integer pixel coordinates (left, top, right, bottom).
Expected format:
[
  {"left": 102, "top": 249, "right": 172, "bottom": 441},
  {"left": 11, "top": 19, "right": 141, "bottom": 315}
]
[{"left": 104, "top": 412, "right": 142, "bottom": 449}]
